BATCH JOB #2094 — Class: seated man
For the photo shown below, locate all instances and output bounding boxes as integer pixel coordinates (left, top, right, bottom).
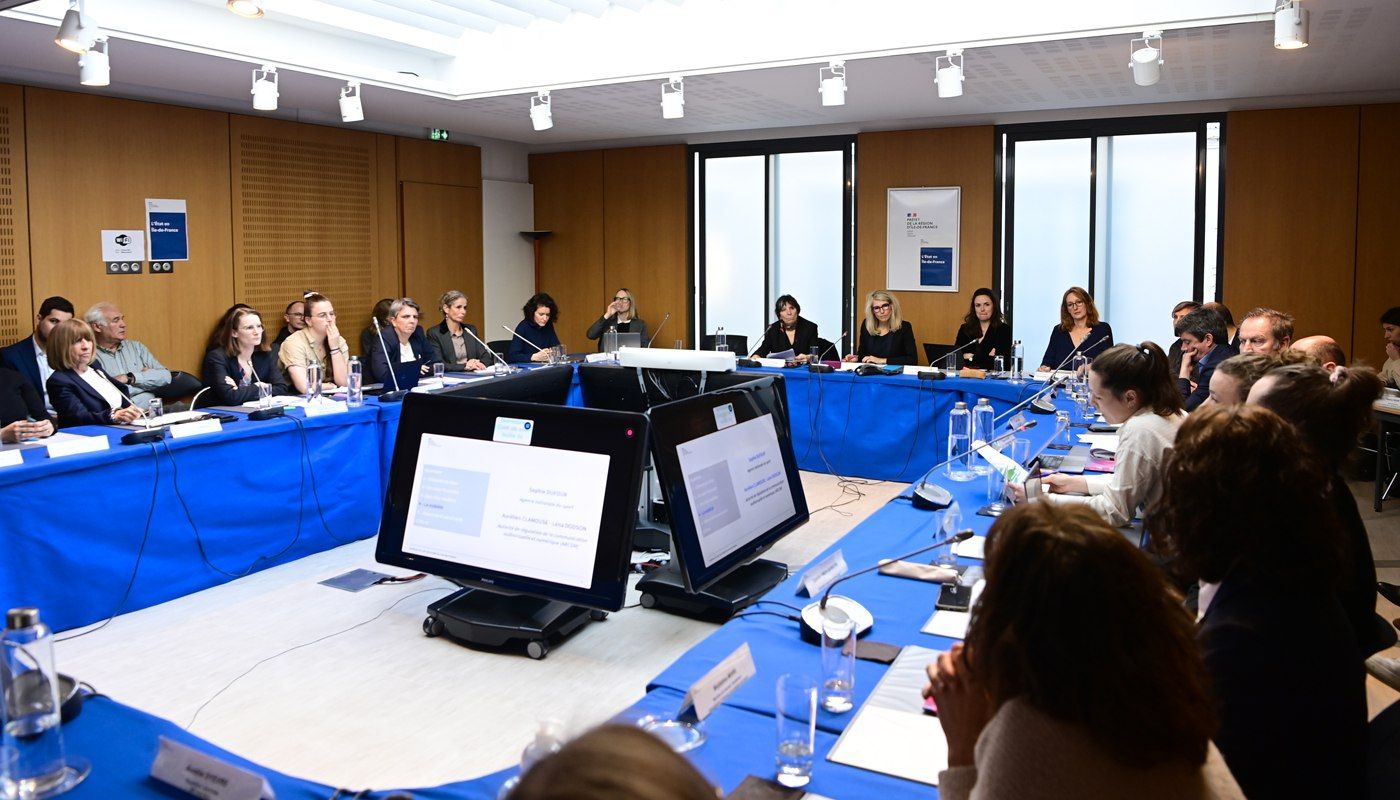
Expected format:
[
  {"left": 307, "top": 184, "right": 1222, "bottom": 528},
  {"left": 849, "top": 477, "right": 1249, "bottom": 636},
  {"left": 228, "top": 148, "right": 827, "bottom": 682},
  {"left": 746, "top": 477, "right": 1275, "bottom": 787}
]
[
  {"left": 1237, "top": 307, "right": 1294, "bottom": 355},
  {"left": 1292, "top": 335, "right": 1346, "bottom": 373},
  {"left": 87, "top": 302, "right": 201, "bottom": 408},
  {"left": 1175, "top": 306, "right": 1236, "bottom": 411},
  {"left": 274, "top": 299, "right": 306, "bottom": 345},
  {"left": 1166, "top": 300, "right": 1200, "bottom": 381},
  {"left": 0, "top": 295, "right": 74, "bottom": 415}
]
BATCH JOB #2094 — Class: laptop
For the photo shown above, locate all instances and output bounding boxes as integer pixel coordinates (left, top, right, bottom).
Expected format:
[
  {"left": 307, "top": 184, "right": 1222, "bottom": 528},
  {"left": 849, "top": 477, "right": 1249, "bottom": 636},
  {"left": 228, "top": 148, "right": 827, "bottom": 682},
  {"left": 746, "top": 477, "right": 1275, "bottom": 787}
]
[
  {"left": 923, "top": 343, "right": 954, "bottom": 364},
  {"left": 613, "top": 332, "right": 643, "bottom": 349},
  {"left": 1035, "top": 445, "right": 1090, "bottom": 474}
]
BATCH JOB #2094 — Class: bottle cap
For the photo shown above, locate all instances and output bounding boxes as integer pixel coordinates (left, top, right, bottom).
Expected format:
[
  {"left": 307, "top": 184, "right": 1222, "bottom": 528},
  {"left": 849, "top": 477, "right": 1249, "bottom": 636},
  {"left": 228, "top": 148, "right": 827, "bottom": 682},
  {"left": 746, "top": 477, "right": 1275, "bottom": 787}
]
[
  {"left": 6, "top": 607, "right": 39, "bottom": 630},
  {"left": 977, "top": 398, "right": 990, "bottom": 405},
  {"left": 954, "top": 401, "right": 967, "bottom": 409}
]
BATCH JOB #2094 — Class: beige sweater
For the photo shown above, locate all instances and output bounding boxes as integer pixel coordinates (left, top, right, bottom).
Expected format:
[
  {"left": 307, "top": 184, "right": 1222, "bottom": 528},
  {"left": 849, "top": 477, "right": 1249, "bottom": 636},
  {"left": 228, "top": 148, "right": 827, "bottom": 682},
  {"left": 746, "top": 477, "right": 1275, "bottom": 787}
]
[{"left": 939, "top": 698, "right": 1244, "bottom": 800}]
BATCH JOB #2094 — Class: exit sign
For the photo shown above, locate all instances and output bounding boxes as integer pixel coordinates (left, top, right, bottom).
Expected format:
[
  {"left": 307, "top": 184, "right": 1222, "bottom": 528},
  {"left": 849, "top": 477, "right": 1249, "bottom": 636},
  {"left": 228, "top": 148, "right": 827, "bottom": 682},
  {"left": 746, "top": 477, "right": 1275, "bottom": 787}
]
[{"left": 430, "top": 128, "right": 450, "bottom": 141}]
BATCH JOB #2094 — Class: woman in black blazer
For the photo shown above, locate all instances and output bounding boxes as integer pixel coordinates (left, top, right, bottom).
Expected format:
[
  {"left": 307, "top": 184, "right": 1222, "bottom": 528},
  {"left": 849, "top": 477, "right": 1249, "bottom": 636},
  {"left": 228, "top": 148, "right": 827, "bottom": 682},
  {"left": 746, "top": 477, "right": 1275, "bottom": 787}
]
[
  {"left": 755, "top": 294, "right": 821, "bottom": 360},
  {"left": 952, "top": 287, "right": 1013, "bottom": 370},
  {"left": 44, "top": 319, "right": 142, "bottom": 427},
  {"left": 845, "top": 290, "right": 918, "bottom": 366},
  {"left": 203, "top": 307, "right": 290, "bottom": 406},
  {"left": 1039, "top": 286, "right": 1113, "bottom": 370},
  {"left": 369, "top": 298, "right": 440, "bottom": 385},
  {"left": 0, "top": 366, "right": 54, "bottom": 443}
]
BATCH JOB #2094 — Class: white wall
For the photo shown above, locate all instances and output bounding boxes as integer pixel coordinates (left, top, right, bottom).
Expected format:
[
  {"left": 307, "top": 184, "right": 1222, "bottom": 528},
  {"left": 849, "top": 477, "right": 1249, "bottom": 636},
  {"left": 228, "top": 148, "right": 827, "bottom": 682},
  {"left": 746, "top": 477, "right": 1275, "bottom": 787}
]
[{"left": 482, "top": 179, "right": 536, "bottom": 342}]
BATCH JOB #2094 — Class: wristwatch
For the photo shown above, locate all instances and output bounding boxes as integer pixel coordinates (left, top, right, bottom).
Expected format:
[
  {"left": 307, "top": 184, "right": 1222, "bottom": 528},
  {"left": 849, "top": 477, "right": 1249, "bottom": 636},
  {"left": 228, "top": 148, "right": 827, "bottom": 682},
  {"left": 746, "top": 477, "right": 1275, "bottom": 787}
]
[{"left": 127, "top": 372, "right": 136, "bottom": 384}]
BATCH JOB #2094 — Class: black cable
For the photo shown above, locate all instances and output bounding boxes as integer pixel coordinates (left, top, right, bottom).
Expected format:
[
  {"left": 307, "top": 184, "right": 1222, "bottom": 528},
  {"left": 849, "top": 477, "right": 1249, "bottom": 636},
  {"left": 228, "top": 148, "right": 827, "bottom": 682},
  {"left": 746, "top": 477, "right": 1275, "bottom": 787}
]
[
  {"left": 893, "top": 375, "right": 926, "bottom": 479},
  {"left": 290, "top": 416, "right": 365, "bottom": 546},
  {"left": 752, "top": 599, "right": 803, "bottom": 612},
  {"left": 56, "top": 442, "right": 161, "bottom": 643},
  {"left": 732, "top": 609, "right": 800, "bottom": 623}
]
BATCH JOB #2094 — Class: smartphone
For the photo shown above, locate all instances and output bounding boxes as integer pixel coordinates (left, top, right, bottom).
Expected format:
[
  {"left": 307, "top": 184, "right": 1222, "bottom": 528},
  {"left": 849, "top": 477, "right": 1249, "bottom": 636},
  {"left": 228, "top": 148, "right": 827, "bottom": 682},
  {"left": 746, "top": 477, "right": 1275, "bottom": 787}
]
[{"left": 936, "top": 582, "right": 972, "bottom": 612}]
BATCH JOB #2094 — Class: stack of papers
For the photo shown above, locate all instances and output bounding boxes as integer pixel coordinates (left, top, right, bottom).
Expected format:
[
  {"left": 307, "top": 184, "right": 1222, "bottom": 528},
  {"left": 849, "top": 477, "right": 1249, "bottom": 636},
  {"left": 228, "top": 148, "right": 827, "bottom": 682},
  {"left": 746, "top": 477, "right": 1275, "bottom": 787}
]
[{"left": 826, "top": 645, "right": 948, "bottom": 785}]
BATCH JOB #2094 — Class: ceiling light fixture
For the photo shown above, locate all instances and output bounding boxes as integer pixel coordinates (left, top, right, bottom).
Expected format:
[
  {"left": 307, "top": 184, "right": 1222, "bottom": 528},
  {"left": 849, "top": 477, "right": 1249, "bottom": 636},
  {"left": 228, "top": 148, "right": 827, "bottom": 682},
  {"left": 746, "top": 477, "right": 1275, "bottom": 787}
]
[
  {"left": 1128, "top": 31, "right": 1163, "bottom": 86},
  {"left": 660, "top": 76, "right": 684, "bottom": 119},
  {"left": 819, "top": 61, "right": 846, "bottom": 107},
  {"left": 251, "top": 65, "right": 278, "bottom": 111},
  {"left": 1274, "top": 0, "right": 1309, "bottom": 49},
  {"left": 530, "top": 91, "right": 553, "bottom": 131},
  {"left": 226, "top": 0, "right": 265, "bottom": 19},
  {"left": 79, "top": 36, "right": 109, "bottom": 86},
  {"left": 55, "top": 0, "right": 96, "bottom": 53},
  {"left": 339, "top": 80, "right": 364, "bottom": 122},
  {"left": 934, "top": 50, "right": 965, "bottom": 98}
]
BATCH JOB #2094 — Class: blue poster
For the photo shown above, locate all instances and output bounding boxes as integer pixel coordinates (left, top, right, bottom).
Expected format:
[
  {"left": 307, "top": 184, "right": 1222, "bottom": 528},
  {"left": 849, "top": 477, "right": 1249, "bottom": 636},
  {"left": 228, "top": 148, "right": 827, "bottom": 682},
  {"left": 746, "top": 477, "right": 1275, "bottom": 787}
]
[
  {"left": 145, "top": 199, "right": 189, "bottom": 261},
  {"left": 920, "top": 247, "right": 953, "bottom": 288}
]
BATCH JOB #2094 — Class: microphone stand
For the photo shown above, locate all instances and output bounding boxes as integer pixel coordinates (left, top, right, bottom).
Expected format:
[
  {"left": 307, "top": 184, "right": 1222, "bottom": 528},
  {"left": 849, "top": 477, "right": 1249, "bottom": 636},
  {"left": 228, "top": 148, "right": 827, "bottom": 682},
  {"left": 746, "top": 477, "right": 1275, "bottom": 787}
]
[
  {"left": 501, "top": 324, "right": 550, "bottom": 364},
  {"left": 372, "top": 318, "right": 409, "bottom": 403},
  {"left": 645, "top": 313, "right": 672, "bottom": 347},
  {"left": 935, "top": 336, "right": 983, "bottom": 372},
  {"left": 807, "top": 331, "right": 847, "bottom": 373},
  {"left": 461, "top": 324, "right": 513, "bottom": 374},
  {"left": 912, "top": 422, "right": 1037, "bottom": 510},
  {"left": 994, "top": 333, "right": 1110, "bottom": 420}
]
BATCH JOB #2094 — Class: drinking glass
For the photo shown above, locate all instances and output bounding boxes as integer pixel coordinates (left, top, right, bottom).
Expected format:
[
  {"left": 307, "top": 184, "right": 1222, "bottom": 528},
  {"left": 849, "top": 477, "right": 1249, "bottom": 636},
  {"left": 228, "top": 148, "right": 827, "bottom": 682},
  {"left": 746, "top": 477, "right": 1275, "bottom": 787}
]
[
  {"left": 819, "top": 608, "right": 855, "bottom": 714},
  {"left": 934, "top": 505, "right": 962, "bottom": 569},
  {"left": 1054, "top": 410, "right": 1072, "bottom": 445},
  {"left": 809, "top": 345, "right": 821, "bottom": 363},
  {"left": 257, "top": 381, "right": 274, "bottom": 410},
  {"left": 993, "top": 356, "right": 1004, "bottom": 375},
  {"left": 432, "top": 362, "right": 445, "bottom": 382},
  {"left": 774, "top": 674, "right": 818, "bottom": 788},
  {"left": 943, "top": 352, "right": 958, "bottom": 372},
  {"left": 986, "top": 468, "right": 1007, "bottom": 513},
  {"left": 1010, "top": 438, "right": 1030, "bottom": 468},
  {"left": 305, "top": 362, "right": 323, "bottom": 403},
  {"left": 674, "top": 339, "right": 684, "bottom": 351},
  {"left": 146, "top": 398, "right": 163, "bottom": 418}
]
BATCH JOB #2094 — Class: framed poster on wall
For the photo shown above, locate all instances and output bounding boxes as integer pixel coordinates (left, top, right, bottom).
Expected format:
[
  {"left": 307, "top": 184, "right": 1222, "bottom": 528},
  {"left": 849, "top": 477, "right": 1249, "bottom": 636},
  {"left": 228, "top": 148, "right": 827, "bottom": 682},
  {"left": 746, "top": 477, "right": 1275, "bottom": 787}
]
[{"left": 886, "top": 187, "right": 960, "bottom": 292}]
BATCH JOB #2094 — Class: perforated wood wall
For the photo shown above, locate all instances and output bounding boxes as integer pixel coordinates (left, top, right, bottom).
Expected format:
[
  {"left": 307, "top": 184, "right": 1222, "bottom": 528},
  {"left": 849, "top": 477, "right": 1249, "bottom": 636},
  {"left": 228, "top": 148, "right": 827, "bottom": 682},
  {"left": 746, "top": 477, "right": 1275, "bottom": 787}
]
[{"left": 0, "top": 85, "right": 30, "bottom": 344}]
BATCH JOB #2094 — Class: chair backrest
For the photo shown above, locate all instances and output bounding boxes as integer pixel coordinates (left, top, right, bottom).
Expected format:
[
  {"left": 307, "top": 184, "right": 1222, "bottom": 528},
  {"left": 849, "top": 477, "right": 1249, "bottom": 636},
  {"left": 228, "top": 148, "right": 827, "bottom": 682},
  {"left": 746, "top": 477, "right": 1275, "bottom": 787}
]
[
  {"left": 699, "top": 334, "right": 748, "bottom": 354},
  {"left": 923, "top": 342, "right": 954, "bottom": 364},
  {"left": 486, "top": 339, "right": 512, "bottom": 355}
]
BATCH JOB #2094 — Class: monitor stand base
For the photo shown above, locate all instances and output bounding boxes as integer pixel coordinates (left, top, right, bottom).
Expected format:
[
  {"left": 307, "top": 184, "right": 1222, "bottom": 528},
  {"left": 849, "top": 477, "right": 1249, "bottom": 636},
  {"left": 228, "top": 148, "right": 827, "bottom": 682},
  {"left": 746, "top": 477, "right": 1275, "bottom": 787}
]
[
  {"left": 423, "top": 587, "right": 602, "bottom": 660},
  {"left": 636, "top": 559, "right": 787, "bottom": 621}
]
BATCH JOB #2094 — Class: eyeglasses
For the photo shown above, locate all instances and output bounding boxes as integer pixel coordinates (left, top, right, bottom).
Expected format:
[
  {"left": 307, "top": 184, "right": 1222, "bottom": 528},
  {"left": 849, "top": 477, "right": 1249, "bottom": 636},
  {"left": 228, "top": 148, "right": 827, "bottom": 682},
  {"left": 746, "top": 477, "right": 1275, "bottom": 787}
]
[
  {"left": 287, "top": 312, "right": 305, "bottom": 319},
  {"left": 872, "top": 303, "right": 891, "bottom": 311},
  {"left": 1066, "top": 300, "right": 1086, "bottom": 309},
  {"left": 312, "top": 311, "right": 336, "bottom": 320},
  {"left": 613, "top": 296, "right": 631, "bottom": 302}
]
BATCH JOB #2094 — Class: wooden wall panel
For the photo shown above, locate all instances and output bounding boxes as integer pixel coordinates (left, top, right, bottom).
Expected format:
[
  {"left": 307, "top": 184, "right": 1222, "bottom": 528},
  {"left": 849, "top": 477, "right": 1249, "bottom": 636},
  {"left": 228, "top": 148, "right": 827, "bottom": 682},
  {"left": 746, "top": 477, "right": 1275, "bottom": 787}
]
[
  {"left": 25, "top": 88, "right": 232, "bottom": 374},
  {"left": 1354, "top": 103, "right": 1400, "bottom": 369},
  {"left": 856, "top": 127, "right": 996, "bottom": 364},
  {"left": 603, "top": 146, "right": 689, "bottom": 347},
  {"left": 397, "top": 138, "right": 481, "bottom": 188},
  {"left": 376, "top": 135, "right": 402, "bottom": 309},
  {"left": 530, "top": 150, "right": 604, "bottom": 351},
  {"left": 230, "top": 115, "right": 386, "bottom": 356},
  {"left": 401, "top": 182, "right": 484, "bottom": 334},
  {"left": 0, "top": 85, "right": 31, "bottom": 344},
  {"left": 1222, "top": 107, "right": 1359, "bottom": 355}
]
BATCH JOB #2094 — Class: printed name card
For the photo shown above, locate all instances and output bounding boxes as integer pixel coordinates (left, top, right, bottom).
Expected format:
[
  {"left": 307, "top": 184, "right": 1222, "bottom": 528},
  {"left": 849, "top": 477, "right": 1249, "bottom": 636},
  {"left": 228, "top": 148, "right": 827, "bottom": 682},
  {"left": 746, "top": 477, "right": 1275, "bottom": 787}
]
[
  {"left": 0, "top": 450, "right": 23, "bottom": 467},
  {"left": 169, "top": 419, "right": 222, "bottom": 440},
  {"left": 680, "top": 643, "right": 756, "bottom": 722},
  {"left": 492, "top": 417, "right": 534, "bottom": 446},
  {"left": 150, "top": 736, "right": 274, "bottom": 800},
  {"left": 45, "top": 434, "right": 110, "bottom": 459},
  {"left": 302, "top": 400, "right": 348, "bottom": 418},
  {"left": 799, "top": 549, "right": 848, "bottom": 598}
]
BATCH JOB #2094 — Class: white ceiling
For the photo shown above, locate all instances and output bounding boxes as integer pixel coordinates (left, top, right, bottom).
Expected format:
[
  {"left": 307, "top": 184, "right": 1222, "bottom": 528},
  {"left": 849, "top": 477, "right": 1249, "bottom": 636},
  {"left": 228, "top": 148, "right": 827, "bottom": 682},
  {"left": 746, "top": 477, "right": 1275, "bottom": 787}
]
[{"left": 0, "top": 0, "right": 1397, "bottom": 150}]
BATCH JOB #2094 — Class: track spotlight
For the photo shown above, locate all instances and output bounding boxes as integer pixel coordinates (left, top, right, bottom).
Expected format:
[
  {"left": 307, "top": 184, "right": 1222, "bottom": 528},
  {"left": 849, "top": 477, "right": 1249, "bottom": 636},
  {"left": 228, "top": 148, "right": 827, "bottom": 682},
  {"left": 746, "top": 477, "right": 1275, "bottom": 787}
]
[
  {"left": 79, "top": 37, "right": 109, "bottom": 87},
  {"left": 251, "top": 65, "right": 278, "bottom": 111},
  {"left": 1274, "top": 0, "right": 1309, "bottom": 49},
  {"left": 1128, "top": 31, "right": 1163, "bottom": 86},
  {"left": 819, "top": 61, "right": 846, "bottom": 107},
  {"left": 226, "top": 0, "right": 265, "bottom": 19},
  {"left": 934, "top": 50, "right": 964, "bottom": 98},
  {"left": 55, "top": 0, "right": 96, "bottom": 54},
  {"left": 339, "top": 81, "right": 364, "bottom": 122},
  {"left": 530, "top": 91, "right": 553, "bottom": 131},
  {"left": 660, "top": 76, "right": 684, "bottom": 119}
]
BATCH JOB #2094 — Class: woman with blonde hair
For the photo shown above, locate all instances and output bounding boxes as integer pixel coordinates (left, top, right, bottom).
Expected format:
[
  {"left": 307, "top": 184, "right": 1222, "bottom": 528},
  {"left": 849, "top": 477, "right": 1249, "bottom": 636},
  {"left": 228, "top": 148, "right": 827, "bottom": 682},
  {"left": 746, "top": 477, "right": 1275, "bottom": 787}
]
[
  {"left": 844, "top": 289, "right": 917, "bottom": 365},
  {"left": 506, "top": 724, "right": 716, "bottom": 800}
]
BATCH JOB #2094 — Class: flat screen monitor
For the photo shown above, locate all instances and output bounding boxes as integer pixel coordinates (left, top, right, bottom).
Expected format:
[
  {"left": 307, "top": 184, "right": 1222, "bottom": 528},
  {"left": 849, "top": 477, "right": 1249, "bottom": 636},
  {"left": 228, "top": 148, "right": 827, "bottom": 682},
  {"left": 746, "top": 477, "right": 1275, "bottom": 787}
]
[
  {"left": 646, "top": 375, "right": 808, "bottom": 594},
  {"left": 440, "top": 364, "right": 573, "bottom": 406},
  {"left": 578, "top": 364, "right": 785, "bottom": 414},
  {"left": 376, "top": 393, "right": 649, "bottom": 611}
]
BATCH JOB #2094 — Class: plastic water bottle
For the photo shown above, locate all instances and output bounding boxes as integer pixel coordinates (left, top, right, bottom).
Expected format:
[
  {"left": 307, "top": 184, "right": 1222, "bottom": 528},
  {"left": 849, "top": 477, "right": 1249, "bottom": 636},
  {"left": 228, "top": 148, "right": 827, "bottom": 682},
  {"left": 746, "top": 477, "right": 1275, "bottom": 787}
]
[
  {"left": 947, "top": 401, "right": 975, "bottom": 482},
  {"left": 2, "top": 607, "right": 78, "bottom": 799},
  {"left": 496, "top": 719, "right": 566, "bottom": 799},
  {"left": 305, "top": 361, "right": 323, "bottom": 403},
  {"left": 1009, "top": 340, "right": 1025, "bottom": 385},
  {"left": 346, "top": 356, "right": 364, "bottom": 407},
  {"left": 603, "top": 325, "right": 619, "bottom": 361},
  {"left": 971, "top": 398, "right": 995, "bottom": 476},
  {"left": 715, "top": 326, "right": 728, "bottom": 352}
]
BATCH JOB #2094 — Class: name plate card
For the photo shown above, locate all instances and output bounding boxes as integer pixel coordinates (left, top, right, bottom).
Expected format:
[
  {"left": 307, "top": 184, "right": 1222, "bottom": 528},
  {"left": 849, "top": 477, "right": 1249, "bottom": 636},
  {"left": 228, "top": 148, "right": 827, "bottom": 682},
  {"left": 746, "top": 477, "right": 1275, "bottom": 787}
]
[
  {"left": 680, "top": 643, "right": 756, "bottom": 722},
  {"left": 0, "top": 450, "right": 23, "bottom": 467},
  {"left": 799, "top": 549, "right": 848, "bottom": 598},
  {"left": 150, "top": 736, "right": 274, "bottom": 800},
  {"left": 169, "top": 419, "right": 223, "bottom": 439},
  {"left": 302, "top": 400, "right": 348, "bottom": 418},
  {"left": 45, "top": 434, "right": 110, "bottom": 459}
]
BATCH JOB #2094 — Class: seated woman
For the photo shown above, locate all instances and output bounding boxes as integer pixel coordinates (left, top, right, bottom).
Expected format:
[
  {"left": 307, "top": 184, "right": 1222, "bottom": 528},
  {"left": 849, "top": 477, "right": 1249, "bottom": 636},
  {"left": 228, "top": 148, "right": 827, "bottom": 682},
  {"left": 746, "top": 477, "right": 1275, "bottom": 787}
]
[
  {"left": 1207, "top": 350, "right": 1305, "bottom": 406},
  {"left": 1150, "top": 406, "right": 1366, "bottom": 799},
  {"left": 844, "top": 290, "right": 916, "bottom": 365},
  {"left": 924, "top": 502, "right": 1242, "bottom": 799},
  {"left": 1248, "top": 362, "right": 1387, "bottom": 658},
  {"left": 202, "top": 307, "right": 289, "bottom": 406},
  {"left": 509, "top": 293, "right": 562, "bottom": 363},
  {"left": 44, "top": 318, "right": 142, "bottom": 427},
  {"left": 1039, "top": 286, "right": 1113, "bottom": 371},
  {"left": 952, "top": 287, "right": 1012, "bottom": 370},
  {"left": 278, "top": 292, "right": 350, "bottom": 395},
  {"left": 427, "top": 290, "right": 493, "bottom": 371},
  {"left": 369, "top": 298, "right": 440, "bottom": 385},
  {"left": 0, "top": 366, "right": 54, "bottom": 443},
  {"left": 585, "top": 288, "right": 648, "bottom": 351},
  {"left": 204, "top": 303, "right": 251, "bottom": 352},
  {"left": 507, "top": 724, "right": 716, "bottom": 800},
  {"left": 1010, "top": 342, "right": 1183, "bottom": 527},
  {"left": 359, "top": 297, "right": 393, "bottom": 359},
  {"left": 754, "top": 294, "right": 819, "bottom": 360}
]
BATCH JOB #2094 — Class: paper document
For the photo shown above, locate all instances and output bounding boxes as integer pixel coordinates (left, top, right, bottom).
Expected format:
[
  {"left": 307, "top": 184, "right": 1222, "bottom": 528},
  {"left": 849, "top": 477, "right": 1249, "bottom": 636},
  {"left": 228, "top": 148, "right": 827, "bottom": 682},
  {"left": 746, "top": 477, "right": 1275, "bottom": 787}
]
[
  {"left": 952, "top": 535, "right": 986, "bottom": 560},
  {"left": 1077, "top": 433, "right": 1120, "bottom": 451},
  {"left": 767, "top": 348, "right": 795, "bottom": 361},
  {"left": 827, "top": 645, "right": 947, "bottom": 785},
  {"left": 972, "top": 440, "right": 1029, "bottom": 484}
]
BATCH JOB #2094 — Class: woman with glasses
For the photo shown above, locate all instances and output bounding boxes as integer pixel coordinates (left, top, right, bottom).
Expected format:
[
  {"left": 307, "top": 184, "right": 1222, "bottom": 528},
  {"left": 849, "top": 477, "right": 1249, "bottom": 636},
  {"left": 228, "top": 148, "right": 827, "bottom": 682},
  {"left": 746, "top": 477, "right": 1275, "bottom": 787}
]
[
  {"left": 1038, "top": 286, "right": 1114, "bottom": 371},
  {"left": 585, "top": 288, "right": 647, "bottom": 351},
  {"left": 754, "top": 294, "right": 821, "bottom": 360},
  {"left": 203, "top": 307, "right": 289, "bottom": 406},
  {"left": 844, "top": 290, "right": 917, "bottom": 366},
  {"left": 278, "top": 291, "right": 349, "bottom": 394}
]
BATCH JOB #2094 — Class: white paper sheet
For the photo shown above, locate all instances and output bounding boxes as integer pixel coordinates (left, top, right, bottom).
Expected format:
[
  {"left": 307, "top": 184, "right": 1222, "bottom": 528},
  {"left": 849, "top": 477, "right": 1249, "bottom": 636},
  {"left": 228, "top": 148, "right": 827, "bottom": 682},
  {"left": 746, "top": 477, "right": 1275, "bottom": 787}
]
[{"left": 826, "top": 645, "right": 948, "bottom": 786}]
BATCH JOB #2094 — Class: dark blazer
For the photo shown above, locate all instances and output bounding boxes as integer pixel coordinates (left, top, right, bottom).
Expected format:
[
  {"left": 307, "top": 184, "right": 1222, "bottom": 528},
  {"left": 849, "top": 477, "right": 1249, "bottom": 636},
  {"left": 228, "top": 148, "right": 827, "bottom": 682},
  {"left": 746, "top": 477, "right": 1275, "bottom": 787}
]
[
  {"left": 369, "top": 327, "right": 439, "bottom": 385},
  {"left": 756, "top": 317, "right": 819, "bottom": 358},
  {"left": 585, "top": 315, "right": 649, "bottom": 351},
  {"left": 1330, "top": 472, "right": 1386, "bottom": 657},
  {"left": 0, "top": 336, "right": 42, "bottom": 393},
  {"left": 952, "top": 322, "right": 1013, "bottom": 370},
  {"left": 0, "top": 366, "right": 45, "bottom": 426},
  {"left": 1178, "top": 340, "right": 1237, "bottom": 411},
  {"left": 201, "top": 347, "right": 290, "bottom": 406},
  {"left": 425, "top": 320, "right": 495, "bottom": 370},
  {"left": 1199, "top": 570, "right": 1366, "bottom": 800},
  {"left": 508, "top": 319, "right": 561, "bottom": 363},
  {"left": 46, "top": 363, "right": 133, "bottom": 428},
  {"left": 1039, "top": 322, "right": 1114, "bottom": 370},
  {"left": 855, "top": 321, "right": 918, "bottom": 366}
]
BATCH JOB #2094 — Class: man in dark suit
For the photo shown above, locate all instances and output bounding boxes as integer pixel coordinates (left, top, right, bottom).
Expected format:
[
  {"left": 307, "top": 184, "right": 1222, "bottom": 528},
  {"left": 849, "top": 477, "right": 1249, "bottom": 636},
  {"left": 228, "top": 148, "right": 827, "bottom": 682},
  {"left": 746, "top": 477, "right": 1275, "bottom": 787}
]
[
  {"left": 1165, "top": 299, "right": 1200, "bottom": 381},
  {"left": 1175, "top": 306, "right": 1237, "bottom": 411},
  {"left": 0, "top": 295, "right": 75, "bottom": 415}
]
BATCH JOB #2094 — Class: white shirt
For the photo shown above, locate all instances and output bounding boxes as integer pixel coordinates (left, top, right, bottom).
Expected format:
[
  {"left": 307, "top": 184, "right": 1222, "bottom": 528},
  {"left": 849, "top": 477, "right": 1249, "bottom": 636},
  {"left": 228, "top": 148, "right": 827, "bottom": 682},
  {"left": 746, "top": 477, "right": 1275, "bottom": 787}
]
[
  {"left": 1044, "top": 408, "right": 1184, "bottom": 527},
  {"left": 399, "top": 342, "right": 415, "bottom": 363},
  {"left": 78, "top": 367, "right": 126, "bottom": 411},
  {"left": 33, "top": 336, "right": 55, "bottom": 412}
]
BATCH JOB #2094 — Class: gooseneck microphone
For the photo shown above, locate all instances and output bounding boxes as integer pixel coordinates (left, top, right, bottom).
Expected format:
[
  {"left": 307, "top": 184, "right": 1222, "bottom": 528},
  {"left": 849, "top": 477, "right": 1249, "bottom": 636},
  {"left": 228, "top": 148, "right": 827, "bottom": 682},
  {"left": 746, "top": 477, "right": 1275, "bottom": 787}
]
[
  {"left": 937, "top": 336, "right": 984, "bottom": 370},
  {"left": 372, "top": 318, "right": 409, "bottom": 403},
  {"left": 807, "top": 331, "right": 849, "bottom": 373},
  {"left": 502, "top": 324, "right": 548, "bottom": 355},
  {"left": 746, "top": 321, "right": 779, "bottom": 357},
  {"left": 460, "top": 323, "right": 511, "bottom": 373},
  {"left": 646, "top": 313, "right": 672, "bottom": 347},
  {"left": 911, "top": 421, "right": 1038, "bottom": 510}
]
